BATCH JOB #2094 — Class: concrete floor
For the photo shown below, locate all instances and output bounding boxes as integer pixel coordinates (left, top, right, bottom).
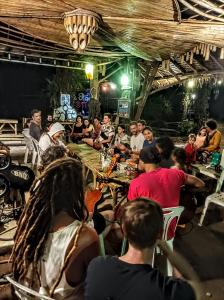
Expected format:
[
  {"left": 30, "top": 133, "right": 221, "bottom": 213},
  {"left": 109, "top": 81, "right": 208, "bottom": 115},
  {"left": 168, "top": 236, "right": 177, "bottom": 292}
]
[{"left": 1, "top": 144, "right": 224, "bottom": 299}]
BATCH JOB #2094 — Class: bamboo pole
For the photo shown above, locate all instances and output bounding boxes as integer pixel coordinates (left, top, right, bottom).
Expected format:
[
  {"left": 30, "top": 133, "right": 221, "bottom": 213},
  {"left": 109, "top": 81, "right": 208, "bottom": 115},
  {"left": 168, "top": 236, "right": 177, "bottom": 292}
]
[
  {"left": 190, "top": 0, "right": 224, "bottom": 16},
  {"left": 178, "top": 0, "right": 224, "bottom": 22}
]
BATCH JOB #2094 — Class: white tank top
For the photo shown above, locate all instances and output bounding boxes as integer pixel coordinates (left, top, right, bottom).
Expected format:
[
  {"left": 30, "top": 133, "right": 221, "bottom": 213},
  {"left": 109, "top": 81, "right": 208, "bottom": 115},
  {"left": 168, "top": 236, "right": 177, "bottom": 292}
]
[{"left": 38, "top": 220, "right": 83, "bottom": 300}]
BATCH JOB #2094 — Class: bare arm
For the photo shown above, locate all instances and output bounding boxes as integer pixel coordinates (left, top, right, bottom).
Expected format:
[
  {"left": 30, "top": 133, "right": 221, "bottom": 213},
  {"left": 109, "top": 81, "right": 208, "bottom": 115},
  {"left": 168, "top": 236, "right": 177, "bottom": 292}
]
[
  {"left": 65, "top": 225, "right": 99, "bottom": 286},
  {"left": 185, "top": 174, "right": 205, "bottom": 188}
]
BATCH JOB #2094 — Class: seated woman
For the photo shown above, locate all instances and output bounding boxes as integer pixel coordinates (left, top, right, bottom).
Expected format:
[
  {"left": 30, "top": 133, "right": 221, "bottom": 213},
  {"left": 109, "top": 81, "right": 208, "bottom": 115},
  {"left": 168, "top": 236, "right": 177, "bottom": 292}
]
[
  {"left": 70, "top": 115, "right": 83, "bottom": 143},
  {"left": 195, "top": 126, "right": 207, "bottom": 150},
  {"left": 12, "top": 158, "right": 99, "bottom": 300},
  {"left": 39, "top": 122, "right": 66, "bottom": 153},
  {"left": 114, "top": 125, "right": 130, "bottom": 147},
  {"left": 114, "top": 143, "right": 131, "bottom": 162},
  {"left": 82, "top": 119, "right": 94, "bottom": 138},
  {"left": 142, "top": 126, "right": 156, "bottom": 148},
  {"left": 82, "top": 117, "right": 101, "bottom": 149}
]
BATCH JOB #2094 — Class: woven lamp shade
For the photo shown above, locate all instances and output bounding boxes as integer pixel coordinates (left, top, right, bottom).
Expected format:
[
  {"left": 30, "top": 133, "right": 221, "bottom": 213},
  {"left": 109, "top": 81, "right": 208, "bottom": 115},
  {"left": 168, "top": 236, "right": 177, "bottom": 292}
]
[{"left": 63, "top": 9, "right": 100, "bottom": 52}]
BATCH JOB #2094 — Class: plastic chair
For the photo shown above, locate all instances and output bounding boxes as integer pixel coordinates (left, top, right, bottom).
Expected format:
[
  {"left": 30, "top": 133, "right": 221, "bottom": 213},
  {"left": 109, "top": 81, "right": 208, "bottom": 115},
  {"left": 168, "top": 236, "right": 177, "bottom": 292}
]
[
  {"left": 30, "top": 137, "right": 42, "bottom": 167},
  {"left": 5, "top": 275, "right": 55, "bottom": 300},
  {"left": 120, "top": 206, "right": 184, "bottom": 276},
  {"left": 22, "top": 133, "right": 34, "bottom": 164},
  {"left": 199, "top": 149, "right": 224, "bottom": 226}
]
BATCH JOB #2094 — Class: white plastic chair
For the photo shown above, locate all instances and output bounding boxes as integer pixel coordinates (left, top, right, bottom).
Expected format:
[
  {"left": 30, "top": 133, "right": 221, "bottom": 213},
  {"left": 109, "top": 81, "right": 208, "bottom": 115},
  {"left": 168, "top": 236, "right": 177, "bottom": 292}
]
[
  {"left": 30, "top": 137, "right": 42, "bottom": 167},
  {"left": 22, "top": 133, "right": 34, "bottom": 164},
  {"left": 199, "top": 149, "right": 224, "bottom": 226},
  {"left": 5, "top": 275, "right": 55, "bottom": 300},
  {"left": 120, "top": 206, "right": 184, "bottom": 276}
]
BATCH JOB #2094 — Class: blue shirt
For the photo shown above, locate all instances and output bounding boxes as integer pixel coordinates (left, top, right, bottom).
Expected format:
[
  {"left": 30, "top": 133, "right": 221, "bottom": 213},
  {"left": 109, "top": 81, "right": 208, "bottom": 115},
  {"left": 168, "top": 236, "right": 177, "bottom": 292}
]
[{"left": 143, "top": 139, "right": 157, "bottom": 149}]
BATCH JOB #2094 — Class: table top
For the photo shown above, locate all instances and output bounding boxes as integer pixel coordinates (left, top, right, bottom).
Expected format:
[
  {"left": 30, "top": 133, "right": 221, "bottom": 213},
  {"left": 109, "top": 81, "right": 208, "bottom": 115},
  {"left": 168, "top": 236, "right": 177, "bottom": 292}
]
[
  {"left": 191, "top": 163, "right": 220, "bottom": 180},
  {"left": 0, "top": 119, "right": 18, "bottom": 123},
  {"left": 67, "top": 143, "right": 132, "bottom": 186}
]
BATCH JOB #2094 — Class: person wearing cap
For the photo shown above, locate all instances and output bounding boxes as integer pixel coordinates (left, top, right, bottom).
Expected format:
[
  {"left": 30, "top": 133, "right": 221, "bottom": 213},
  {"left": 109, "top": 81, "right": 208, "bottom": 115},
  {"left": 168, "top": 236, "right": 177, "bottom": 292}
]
[{"left": 39, "top": 122, "right": 66, "bottom": 153}]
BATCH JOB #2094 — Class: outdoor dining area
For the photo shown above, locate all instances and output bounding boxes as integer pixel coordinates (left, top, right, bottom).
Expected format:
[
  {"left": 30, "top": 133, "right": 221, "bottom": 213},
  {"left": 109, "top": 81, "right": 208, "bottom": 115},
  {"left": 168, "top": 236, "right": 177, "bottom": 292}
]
[{"left": 1, "top": 0, "right": 224, "bottom": 299}]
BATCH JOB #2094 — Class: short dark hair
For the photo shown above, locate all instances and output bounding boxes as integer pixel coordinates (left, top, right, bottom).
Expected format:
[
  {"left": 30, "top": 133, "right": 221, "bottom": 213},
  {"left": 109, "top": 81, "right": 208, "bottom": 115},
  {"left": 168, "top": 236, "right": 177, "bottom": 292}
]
[
  {"left": 118, "top": 124, "right": 126, "bottom": 131},
  {"left": 139, "top": 147, "right": 161, "bottom": 164},
  {"left": 156, "top": 136, "right": 174, "bottom": 159},
  {"left": 130, "top": 121, "right": 137, "bottom": 127},
  {"left": 39, "top": 145, "right": 67, "bottom": 172},
  {"left": 31, "top": 109, "right": 41, "bottom": 117},
  {"left": 76, "top": 115, "right": 83, "bottom": 122},
  {"left": 104, "top": 113, "right": 111, "bottom": 120},
  {"left": 121, "top": 198, "right": 163, "bottom": 249},
  {"left": 206, "top": 119, "right": 217, "bottom": 130},
  {"left": 143, "top": 126, "right": 153, "bottom": 133},
  {"left": 137, "top": 119, "right": 146, "bottom": 126},
  {"left": 172, "top": 148, "right": 186, "bottom": 165}
]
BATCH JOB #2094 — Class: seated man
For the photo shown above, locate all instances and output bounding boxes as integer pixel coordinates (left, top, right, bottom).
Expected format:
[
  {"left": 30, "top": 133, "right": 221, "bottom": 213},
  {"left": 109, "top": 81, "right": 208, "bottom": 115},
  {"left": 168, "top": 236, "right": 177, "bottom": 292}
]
[
  {"left": 85, "top": 198, "right": 199, "bottom": 300},
  {"left": 128, "top": 147, "right": 204, "bottom": 237}
]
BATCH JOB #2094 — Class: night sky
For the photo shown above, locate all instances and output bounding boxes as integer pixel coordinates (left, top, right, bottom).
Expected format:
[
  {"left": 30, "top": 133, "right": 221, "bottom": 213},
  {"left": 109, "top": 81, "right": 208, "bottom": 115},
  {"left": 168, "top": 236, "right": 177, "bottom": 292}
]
[
  {"left": 0, "top": 61, "right": 223, "bottom": 122},
  {"left": 0, "top": 61, "right": 55, "bottom": 120}
]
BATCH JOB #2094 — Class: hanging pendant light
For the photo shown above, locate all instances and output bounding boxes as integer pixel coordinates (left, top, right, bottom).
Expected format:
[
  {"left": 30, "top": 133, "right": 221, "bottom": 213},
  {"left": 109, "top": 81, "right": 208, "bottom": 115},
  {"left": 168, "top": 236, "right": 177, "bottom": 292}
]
[{"left": 63, "top": 9, "right": 100, "bottom": 52}]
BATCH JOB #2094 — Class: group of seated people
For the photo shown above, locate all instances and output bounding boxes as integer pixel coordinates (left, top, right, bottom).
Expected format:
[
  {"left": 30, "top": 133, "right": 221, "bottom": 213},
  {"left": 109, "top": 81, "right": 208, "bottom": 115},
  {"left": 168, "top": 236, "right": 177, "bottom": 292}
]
[
  {"left": 10, "top": 109, "right": 222, "bottom": 299},
  {"left": 4, "top": 146, "right": 200, "bottom": 300},
  {"left": 25, "top": 108, "right": 221, "bottom": 170}
]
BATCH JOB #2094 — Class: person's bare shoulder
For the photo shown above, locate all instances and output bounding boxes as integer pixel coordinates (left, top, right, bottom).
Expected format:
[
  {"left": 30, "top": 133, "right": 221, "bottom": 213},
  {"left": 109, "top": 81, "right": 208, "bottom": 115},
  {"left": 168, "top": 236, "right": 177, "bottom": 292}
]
[{"left": 78, "top": 224, "right": 99, "bottom": 248}]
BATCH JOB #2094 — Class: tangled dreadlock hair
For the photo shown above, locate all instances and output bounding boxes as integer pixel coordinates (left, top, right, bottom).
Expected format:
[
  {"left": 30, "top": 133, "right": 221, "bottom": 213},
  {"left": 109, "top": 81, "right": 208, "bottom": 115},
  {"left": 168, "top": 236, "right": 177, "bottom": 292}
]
[{"left": 12, "top": 157, "right": 88, "bottom": 284}]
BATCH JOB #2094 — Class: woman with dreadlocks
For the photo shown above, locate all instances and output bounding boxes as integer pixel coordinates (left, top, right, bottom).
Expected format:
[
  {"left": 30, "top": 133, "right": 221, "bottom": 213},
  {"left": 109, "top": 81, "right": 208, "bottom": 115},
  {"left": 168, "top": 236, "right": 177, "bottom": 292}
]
[{"left": 11, "top": 157, "right": 99, "bottom": 300}]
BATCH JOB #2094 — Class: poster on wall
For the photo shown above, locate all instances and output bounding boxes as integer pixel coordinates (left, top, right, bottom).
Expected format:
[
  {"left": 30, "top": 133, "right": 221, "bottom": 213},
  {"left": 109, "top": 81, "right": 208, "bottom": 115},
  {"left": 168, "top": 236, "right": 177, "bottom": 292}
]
[{"left": 117, "top": 99, "right": 131, "bottom": 118}]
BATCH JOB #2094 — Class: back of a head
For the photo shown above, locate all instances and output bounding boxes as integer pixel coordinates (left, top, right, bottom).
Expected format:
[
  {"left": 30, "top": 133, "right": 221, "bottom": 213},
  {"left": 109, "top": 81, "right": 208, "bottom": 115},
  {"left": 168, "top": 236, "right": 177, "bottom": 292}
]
[
  {"left": 121, "top": 198, "right": 163, "bottom": 249},
  {"left": 173, "top": 147, "right": 186, "bottom": 165},
  {"left": 206, "top": 119, "right": 217, "bottom": 131},
  {"left": 156, "top": 136, "right": 174, "bottom": 159},
  {"left": 39, "top": 145, "right": 67, "bottom": 172},
  {"left": 139, "top": 147, "right": 161, "bottom": 164},
  {"left": 41, "top": 157, "right": 86, "bottom": 219}
]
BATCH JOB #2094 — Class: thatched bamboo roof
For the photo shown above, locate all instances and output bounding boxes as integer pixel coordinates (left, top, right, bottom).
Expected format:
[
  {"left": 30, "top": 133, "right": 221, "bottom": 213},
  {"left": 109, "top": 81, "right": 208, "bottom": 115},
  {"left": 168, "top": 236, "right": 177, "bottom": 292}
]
[{"left": 1, "top": 0, "right": 224, "bottom": 91}]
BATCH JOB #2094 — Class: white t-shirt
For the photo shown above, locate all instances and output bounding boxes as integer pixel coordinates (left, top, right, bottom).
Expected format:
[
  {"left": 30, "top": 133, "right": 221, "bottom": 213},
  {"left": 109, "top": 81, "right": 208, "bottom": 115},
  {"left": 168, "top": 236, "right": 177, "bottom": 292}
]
[{"left": 130, "top": 133, "right": 144, "bottom": 151}]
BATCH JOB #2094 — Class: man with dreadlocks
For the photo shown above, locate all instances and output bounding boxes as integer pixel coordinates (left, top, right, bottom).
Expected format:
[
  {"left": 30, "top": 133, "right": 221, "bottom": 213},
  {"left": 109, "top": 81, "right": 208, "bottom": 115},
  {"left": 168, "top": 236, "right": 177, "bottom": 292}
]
[{"left": 12, "top": 157, "right": 99, "bottom": 300}]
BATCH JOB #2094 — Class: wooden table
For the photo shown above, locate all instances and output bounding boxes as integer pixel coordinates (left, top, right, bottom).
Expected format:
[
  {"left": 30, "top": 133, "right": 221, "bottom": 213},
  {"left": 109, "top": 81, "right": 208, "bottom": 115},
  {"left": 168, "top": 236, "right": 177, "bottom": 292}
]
[
  {"left": 191, "top": 163, "right": 220, "bottom": 180},
  {"left": 0, "top": 119, "right": 18, "bottom": 135},
  {"left": 60, "top": 121, "right": 74, "bottom": 131},
  {"left": 67, "top": 143, "right": 131, "bottom": 205}
]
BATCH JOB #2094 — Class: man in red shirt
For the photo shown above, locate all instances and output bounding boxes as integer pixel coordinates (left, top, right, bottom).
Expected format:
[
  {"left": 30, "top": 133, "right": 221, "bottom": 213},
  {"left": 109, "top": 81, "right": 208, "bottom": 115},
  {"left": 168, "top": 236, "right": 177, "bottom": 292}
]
[{"left": 128, "top": 147, "right": 204, "bottom": 237}]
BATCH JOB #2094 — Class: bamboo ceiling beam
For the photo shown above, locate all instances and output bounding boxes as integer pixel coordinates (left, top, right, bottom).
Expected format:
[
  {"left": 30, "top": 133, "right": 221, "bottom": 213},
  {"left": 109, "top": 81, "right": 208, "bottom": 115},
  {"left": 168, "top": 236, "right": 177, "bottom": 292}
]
[
  {"left": 210, "top": 53, "right": 224, "bottom": 70},
  {"left": 151, "top": 69, "right": 224, "bottom": 95},
  {"left": 178, "top": 0, "right": 224, "bottom": 22},
  {"left": 193, "top": 58, "right": 208, "bottom": 71},
  {"left": 170, "top": 58, "right": 185, "bottom": 74},
  {"left": 183, "top": 60, "right": 198, "bottom": 73},
  {"left": 190, "top": 0, "right": 224, "bottom": 16},
  {"left": 188, "top": 3, "right": 224, "bottom": 20},
  {"left": 168, "top": 67, "right": 181, "bottom": 82}
]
